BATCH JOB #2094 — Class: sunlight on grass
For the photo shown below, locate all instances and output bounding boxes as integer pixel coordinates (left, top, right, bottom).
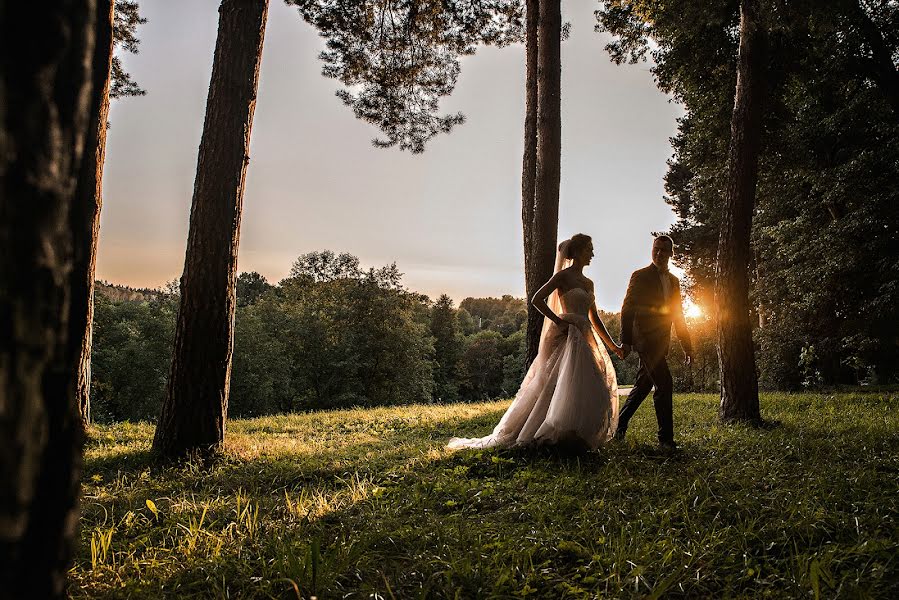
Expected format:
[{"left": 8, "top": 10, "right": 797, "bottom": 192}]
[{"left": 72, "top": 393, "right": 899, "bottom": 599}]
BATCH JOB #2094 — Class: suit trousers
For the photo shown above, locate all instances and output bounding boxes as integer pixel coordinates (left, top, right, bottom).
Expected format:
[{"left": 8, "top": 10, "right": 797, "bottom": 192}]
[{"left": 615, "top": 349, "right": 674, "bottom": 444}]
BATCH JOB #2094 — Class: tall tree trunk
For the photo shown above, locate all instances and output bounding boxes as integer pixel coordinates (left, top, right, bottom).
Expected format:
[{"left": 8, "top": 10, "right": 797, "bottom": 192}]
[
  {"left": 0, "top": 1, "right": 97, "bottom": 596},
  {"left": 716, "top": 0, "right": 766, "bottom": 422},
  {"left": 153, "top": 0, "right": 269, "bottom": 459},
  {"left": 521, "top": 0, "right": 541, "bottom": 367},
  {"left": 73, "top": 0, "right": 115, "bottom": 428},
  {"left": 522, "top": 0, "right": 561, "bottom": 368},
  {"left": 532, "top": 0, "right": 562, "bottom": 346}
]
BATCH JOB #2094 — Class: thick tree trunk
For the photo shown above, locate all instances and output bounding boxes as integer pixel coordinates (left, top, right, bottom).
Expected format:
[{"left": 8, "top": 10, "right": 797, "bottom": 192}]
[
  {"left": 715, "top": 0, "right": 765, "bottom": 422},
  {"left": 530, "top": 0, "right": 562, "bottom": 360},
  {"left": 521, "top": 0, "right": 541, "bottom": 367},
  {"left": 153, "top": 0, "right": 268, "bottom": 459},
  {"left": 73, "top": 0, "right": 115, "bottom": 428},
  {"left": 0, "top": 1, "right": 97, "bottom": 596},
  {"left": 521, "top": 0, "right": 563, "bottom": 369}
]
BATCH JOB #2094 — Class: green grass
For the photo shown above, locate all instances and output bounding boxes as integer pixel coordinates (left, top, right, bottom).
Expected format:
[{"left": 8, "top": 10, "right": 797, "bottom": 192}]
[{"left": 72, "top": 392, "right": 899, "bottom": 599}]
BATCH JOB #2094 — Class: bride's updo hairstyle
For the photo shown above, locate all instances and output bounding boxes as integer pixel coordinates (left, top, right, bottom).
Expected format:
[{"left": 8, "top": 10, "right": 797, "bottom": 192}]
[{"left": 561, "top": 233, "right": 592, "bottom": 260}]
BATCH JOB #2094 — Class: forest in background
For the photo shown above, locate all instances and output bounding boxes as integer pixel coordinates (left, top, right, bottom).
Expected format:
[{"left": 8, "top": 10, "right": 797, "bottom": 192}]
[
  {"left": 596, "top": 0, "right": 899, "bottom": 391},
  {"left": 92, "top": 249, "right": 851, "bottom": 425}
]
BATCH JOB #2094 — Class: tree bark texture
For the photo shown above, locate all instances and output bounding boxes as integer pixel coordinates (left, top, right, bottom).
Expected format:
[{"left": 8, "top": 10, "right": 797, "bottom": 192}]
[
  {"left": 521, "top": 0, "right": 541, "bottom": 367},
  {"left": 529, "top": 0, "right": 562, "bottom": 364},
  {"left": 0, "top": 1, "right": 97, "bottom": 596},
  {"left": 716, "top": 0, "right": 765, "bottom": 422},
  {"left": 73, "top": 0, "right": 115, "bottom": 427},
  {"left": 153, "top": 0, "right": 269, "bottom": 459}
]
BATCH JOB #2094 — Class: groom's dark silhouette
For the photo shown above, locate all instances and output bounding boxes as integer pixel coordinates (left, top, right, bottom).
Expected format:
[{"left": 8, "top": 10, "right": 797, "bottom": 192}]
[{"left": 616, "top": 235, "right": 693, "bottom": 448}]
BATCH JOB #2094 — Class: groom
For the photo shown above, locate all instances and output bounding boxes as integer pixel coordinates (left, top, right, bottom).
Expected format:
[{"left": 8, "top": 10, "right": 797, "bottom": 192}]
[{"left": 616, "top": 235, "right": 693, "bottom": 450}]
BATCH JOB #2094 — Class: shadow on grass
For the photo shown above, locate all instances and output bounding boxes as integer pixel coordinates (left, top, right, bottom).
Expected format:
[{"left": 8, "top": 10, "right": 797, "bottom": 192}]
[{"left": 74, "top": 395, "right": 899, "bottom": 599}]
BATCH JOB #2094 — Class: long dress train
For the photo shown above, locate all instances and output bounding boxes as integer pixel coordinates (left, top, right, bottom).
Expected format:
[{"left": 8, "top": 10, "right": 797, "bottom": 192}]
[{"left": 448, "top": 287, "right": 618, "bottom": 450}]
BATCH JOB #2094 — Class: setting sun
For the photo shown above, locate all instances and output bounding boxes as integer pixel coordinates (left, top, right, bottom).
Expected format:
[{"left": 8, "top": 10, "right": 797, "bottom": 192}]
[{"left": 685, "top": 300, "right": 703, "bottom": 319}]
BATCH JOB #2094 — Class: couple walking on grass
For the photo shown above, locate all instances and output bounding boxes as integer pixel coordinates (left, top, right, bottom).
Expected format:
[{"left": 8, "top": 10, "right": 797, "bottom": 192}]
[{"left": 449, "top": 234, "right": 693, "bottom": 452}]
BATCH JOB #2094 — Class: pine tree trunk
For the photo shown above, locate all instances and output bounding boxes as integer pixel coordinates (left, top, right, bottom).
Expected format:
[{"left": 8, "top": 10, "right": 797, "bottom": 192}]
[
  {"left": 0, "top": 2, "right": 97, "bottom": 596},
  {"left": 716, "top": 0, "right": 765, "bottom": 422},
  {"left": 521, "top": 0, "right": 541, "bottom": 367},
  {"left": 153, "top": 0, "right": 269, "bottom": 459},
  {"left": 73, "top": 0, "right": 115, "bottom": 428},
  {"left": 531, "top": 0, "right": 562, "bottom": 355}
]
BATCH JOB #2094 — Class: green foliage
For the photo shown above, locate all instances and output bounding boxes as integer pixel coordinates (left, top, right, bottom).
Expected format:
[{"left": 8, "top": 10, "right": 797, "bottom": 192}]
[
  {"left": 90, "top": 292, "right": 177, "bottom": 422},
  {"left": 460, "top": 294, "right": 527, "bottom": 336},
  {"left": 235, "top": 271, "right": 272, "bottom": 307},
  {"left": 231, "top": 252, "right": 434, "bottom": 414},
  {"left": 92, "top": 254, "right": 715, "bottom": 422},
  {"left": 457, "top": 329, "right": 507, "bottom": 400},
  {"left": 111, "top": 1, "right": 146, "bottom": 99},
  {"left": 73, "top": 392, "right": 899, "bottom": 598},
  {"left": 597, "top": 0, "right": 899, "bottom": 389},
  {"left": 431, "top": 294, "right": 462, "bottom": 403},
  {"left": 287, "top": 249, "right": 362, "bottom": 283},
  {"left": 286, "top": 0, "right": 523, "bottom": 152}
]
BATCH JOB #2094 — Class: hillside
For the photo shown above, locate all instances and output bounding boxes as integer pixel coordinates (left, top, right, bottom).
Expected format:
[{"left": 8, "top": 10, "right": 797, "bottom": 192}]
[{"left": 73, "top": 392, "right": 899, "bottom": 598}]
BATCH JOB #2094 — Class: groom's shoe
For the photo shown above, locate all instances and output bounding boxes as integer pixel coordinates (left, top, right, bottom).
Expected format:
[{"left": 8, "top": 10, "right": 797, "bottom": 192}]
[
  {"left": 658, "top": 440, "right": 679, "bottom": 452},
  {"left": 613, "top": 429, "right": 626, "bottom": 442}
]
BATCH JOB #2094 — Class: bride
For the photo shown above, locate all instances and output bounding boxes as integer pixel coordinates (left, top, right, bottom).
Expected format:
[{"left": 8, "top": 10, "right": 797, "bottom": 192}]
[{"left": 448, "top": 234, "right": 621, "bottom": 450}]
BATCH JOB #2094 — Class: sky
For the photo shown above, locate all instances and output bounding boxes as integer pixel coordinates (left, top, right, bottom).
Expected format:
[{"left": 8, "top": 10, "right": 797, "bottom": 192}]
[{"left": 99, "top": 0, "right": 685, "bottom": 311}]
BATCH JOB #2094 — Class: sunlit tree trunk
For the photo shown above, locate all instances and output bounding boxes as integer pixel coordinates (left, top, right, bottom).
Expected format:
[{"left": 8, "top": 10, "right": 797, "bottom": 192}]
[
  {"left": 72, "top": 0, "right": 115, "bottom": 427},
  {"left": 153, "top": 0, "right": 269, "bottom": 458},
  {"left": 716, "top": 0, "right": 766, "bottom": 422},
  {"left": 0, "top": 1, "right": 97, "bottom": 595},
  {"left": 523, "top": 0, "right": 561, "bottom": 368}
]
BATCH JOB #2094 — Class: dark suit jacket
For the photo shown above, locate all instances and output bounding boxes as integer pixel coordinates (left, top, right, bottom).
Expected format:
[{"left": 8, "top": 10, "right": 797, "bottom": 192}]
[{"left": 621, "top": 264, "right": 692, "bottom": 357}]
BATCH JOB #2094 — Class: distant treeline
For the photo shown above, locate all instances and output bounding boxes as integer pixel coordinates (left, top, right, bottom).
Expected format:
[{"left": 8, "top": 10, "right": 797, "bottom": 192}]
[
  {"left": 91, "top": 252, "right": 545, "bottom": 422},
  {"left": 93, "top": 251, "right": 826, "bottom": 424}
]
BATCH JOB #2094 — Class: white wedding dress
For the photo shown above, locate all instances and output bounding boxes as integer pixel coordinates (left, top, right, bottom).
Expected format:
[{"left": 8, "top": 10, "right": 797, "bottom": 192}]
[{"left": 448, "top": 280, "right": 619, "bottom": 450}]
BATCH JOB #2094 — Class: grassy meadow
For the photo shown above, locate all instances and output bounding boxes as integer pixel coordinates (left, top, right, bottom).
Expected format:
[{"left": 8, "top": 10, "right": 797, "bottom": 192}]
[{"left": 73, "top": 392, "right": 899, "bottom": 598}]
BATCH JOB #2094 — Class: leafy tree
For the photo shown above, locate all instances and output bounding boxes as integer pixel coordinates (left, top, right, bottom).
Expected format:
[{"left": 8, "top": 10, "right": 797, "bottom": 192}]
[
  {"left": 287, "top": 0, "right": 522, "bottom": 152},
  {"left": 459, "top": 295, "right": 527, "bottom": 334},
  {"left": 288, "top": 250, "right": 362, "bottom": 282},
  {"left": 91, "top": 294, "right": 177, "bottom": 422},
  {"left": 0, "top": 1, "right": 99, "bottom": 594},
  {"left": 500, "top": 329, "right": 526, "bottom": 393},
  {"left": 431, "top": 294, "right": 462, "bottom": 402},
  {"left": 236, "top": 271, "right": 273, "bottom": 306},
  {"left": 229, "top": 298, "right": 293, "bottom": 417},
  {"left": 111, "top": 1, "right": 147, "bottom": 99},
  {"left": 456, "top": 307, "right": 479, "bottom": 335},
  {"left": 285, "top": 1, "right": 562, "bottom": 371},
  {"left": 458, "top": 330, "right": 507, "bottom": 400},
  {"left": 154, "top": 0, "right": 270, "bottom": 459},
  {"left": 231, "top": 253, "right": 434, "bottom": 412},
  {"left": 597, "top": 0, "right": 899, "bottom": 389}
]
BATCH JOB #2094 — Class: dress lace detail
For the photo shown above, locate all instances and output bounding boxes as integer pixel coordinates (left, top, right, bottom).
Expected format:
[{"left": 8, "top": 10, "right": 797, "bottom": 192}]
[{"left": 448, "top": 287, "right": 619, "bottom": 450}]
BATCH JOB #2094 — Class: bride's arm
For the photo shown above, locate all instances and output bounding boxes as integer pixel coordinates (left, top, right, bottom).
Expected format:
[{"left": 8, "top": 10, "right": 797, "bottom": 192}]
[
  {"left": 589, "top": 304, "right": 624, "bottom": 356},
  {"left": 531, "top": 274, "right": 566, "bottom": 327}
]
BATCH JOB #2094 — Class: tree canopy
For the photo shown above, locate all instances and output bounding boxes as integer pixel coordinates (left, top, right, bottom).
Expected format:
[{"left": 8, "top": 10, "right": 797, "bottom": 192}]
[
  {"left": 287, "top": 0, "right": 523, "bottom": 152},
  {"left": 597, "top": 0, "right": 899, "bottom": 387},
  {"left": 111, "top": 0, "right": 146, "bottom": 98}
]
